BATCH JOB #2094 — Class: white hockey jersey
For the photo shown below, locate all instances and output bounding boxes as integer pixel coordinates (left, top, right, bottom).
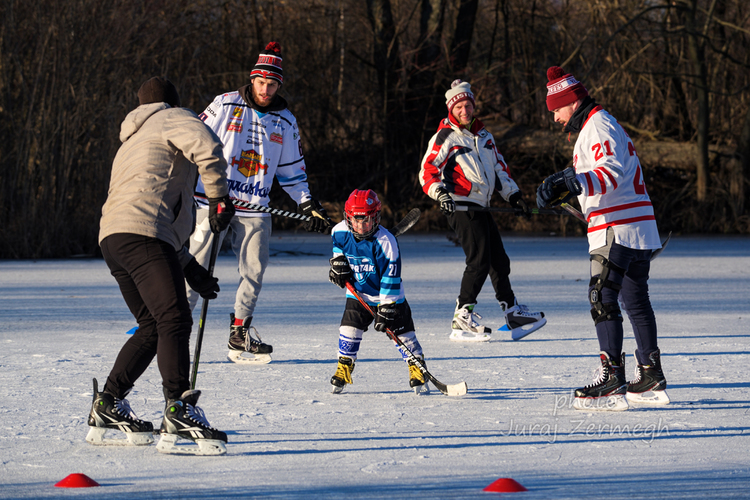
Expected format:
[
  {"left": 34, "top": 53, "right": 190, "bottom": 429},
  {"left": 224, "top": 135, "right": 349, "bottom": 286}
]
[
  {"left": 572, "top": 106, "right": 662, "bottom": 252},
  {"left": 195, "top": 87, "right": 311, "bottom": 217}
]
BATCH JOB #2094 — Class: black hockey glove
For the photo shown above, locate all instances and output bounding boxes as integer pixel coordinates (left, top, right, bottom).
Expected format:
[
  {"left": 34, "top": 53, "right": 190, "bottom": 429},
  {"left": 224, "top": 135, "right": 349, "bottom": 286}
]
[
  {"left": 300, "top": 199, "right": 334, "bottom": 234},
  {"left": 183, "top": 257, "right": 220, "bottom": 300},
  {"left": 435, "top": 187, "right": 455, "bottom": 215},
  {"left": 536, "top": 167, "right": 582, "bottom": 208},
  {"left": 208, "top": 195, "right": 235, "bottom": 233},
  {"left": 508, "top": 191, "right": 530, "bottom": 217},
  {"left": 374, "top": 303, "right": 399, "bottom": 333},
  {"left": 328, "top": 255, "right": 352, "bottom": 289}
]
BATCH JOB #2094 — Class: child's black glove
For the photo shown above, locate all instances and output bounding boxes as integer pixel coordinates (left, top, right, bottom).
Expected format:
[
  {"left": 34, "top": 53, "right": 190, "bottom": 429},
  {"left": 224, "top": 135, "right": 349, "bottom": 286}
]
[{"left": 374, "top": 303, "right": 399, "bottom": 332}]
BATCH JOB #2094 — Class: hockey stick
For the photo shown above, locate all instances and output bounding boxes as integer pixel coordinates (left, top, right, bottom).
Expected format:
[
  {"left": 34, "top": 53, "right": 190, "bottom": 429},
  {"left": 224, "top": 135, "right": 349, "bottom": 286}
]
[
  {"left": 190, "top": 233, "right": 220, "bottom": 390},
  {"left": 390, "top": 208, "right": 420, "bottom": 237},
  {"left": 232, "top": 200, "right": 420, "bottom": 238},
  {"left": 651, "top": 231, "right": 672, "bottom": 261},
  {"left": 454, "top": 205, "right": 570, "bottom": 217},
  {"left": 344, "top": 282, "right": 468, "bottom": 397}
]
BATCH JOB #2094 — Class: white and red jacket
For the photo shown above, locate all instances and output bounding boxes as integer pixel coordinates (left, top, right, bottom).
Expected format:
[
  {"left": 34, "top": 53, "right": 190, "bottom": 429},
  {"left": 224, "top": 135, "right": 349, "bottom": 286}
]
[
  {"left": 572, "top": 106, "right": 661, "bottom": 251},
  {"left": 194, "top": 86, "right": 312, "bottom": 217},
  {"left": 419, "top": 115, "right": 518, "bottom": 205}
]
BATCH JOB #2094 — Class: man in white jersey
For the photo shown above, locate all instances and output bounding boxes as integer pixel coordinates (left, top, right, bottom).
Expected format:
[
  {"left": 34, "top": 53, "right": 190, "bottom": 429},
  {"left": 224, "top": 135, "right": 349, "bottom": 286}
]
[
  {"left": 188, "top": 42, "right": 333, "bottom": 363},
  {"left": 537, "top": 66, "right": 669, "bottom": 411}
]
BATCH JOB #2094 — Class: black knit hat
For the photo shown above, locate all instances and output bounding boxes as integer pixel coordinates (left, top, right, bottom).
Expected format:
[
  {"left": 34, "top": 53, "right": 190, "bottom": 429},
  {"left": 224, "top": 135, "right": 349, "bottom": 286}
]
[
  {"left": 250, "top": 42, "right": 283, "bottom": 84},
  {"left": 137, "top": 77, "right": 180, "bottom": 107}
]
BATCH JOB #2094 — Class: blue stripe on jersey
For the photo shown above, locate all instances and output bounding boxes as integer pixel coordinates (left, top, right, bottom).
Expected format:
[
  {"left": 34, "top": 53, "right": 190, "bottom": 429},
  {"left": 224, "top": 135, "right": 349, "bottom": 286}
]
[{"left": 277, "top": 172, "right": 307, "bottom": 184}]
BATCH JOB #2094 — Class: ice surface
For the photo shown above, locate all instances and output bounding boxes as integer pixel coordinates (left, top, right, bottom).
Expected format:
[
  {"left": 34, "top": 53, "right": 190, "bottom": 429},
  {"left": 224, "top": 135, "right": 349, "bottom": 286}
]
[{"left": 1, "top": 233, "right": 748, "bottom": 499}]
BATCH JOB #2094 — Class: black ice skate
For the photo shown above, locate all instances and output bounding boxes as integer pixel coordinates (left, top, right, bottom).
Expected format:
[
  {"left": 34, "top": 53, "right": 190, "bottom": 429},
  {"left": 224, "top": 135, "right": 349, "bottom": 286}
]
[
  {"left": 408, "top": 358, "right": 430, "bottom": 395},
  {"left": 85, "top": 378, "right": 154, "bottom": 446},
  {"left": 227, "top": 314, "right": 273, "bottom": 364},
  {"left": 330, "top": 356, "right": 355, "bottom": 394},
  {"left": 501, "top": 300, "right": 547, "bottom": 341},
  {"left": 156, "top": 389, "right": 227, "bottom": 456},
  {"left": 627, "top": 349, "right": 670, "bottom": 405},
  {"left": 573, "top": 352, "right": 628, "bottom": 411}
]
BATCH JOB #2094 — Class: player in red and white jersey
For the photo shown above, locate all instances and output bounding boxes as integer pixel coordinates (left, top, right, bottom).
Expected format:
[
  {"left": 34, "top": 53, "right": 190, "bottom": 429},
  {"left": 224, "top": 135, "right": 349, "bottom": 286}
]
[{"left": 537, "top": 66, "right": 669, "bottom": 411}]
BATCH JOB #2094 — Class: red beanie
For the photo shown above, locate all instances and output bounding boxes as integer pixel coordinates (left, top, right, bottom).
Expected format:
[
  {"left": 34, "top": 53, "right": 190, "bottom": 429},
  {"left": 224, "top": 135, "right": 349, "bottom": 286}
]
[{"left": 545, "top": 66, "right": 588, "bottom": 111}]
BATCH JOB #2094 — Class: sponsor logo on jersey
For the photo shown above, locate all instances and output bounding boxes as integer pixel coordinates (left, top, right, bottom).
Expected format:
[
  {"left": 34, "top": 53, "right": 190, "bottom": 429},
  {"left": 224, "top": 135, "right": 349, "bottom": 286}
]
[
  {"left": 228, "top": 120, "right": 242, "bottom": 133},
  {"left": 248, "top": 121, "right": 266, "bottom": 129},
  {"left": 350, "top": 257, "right": 376, "bottom": 284},
  {"left": 270, "top": 132, "right": 283, "bottom": 144},
  {"left": 227, "top": 179, "right": 271, "bottom": 198},
  {"left": 205, "top": 106, "right": 217, "bottom": 117},
  {"left": 230, "top": 149, "right": 268, "bottom": 177},
  {"left": 245, "top": 137, "right": 261, "bottom": 146},
  {"left": 232, "top": 107, "right": 243, "bottom": 117}
]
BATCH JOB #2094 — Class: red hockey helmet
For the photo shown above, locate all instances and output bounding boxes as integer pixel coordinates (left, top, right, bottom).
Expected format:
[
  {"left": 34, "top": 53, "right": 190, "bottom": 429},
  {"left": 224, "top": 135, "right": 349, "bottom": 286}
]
[{"left": 344, "top": 189, "right": 381, "bottom": 239}]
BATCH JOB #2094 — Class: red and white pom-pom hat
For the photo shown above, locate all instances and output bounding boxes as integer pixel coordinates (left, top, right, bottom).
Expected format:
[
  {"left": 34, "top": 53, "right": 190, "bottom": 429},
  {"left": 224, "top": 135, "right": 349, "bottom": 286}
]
[
  {"left": 545, "top": 66, "right": 588, "bottom": 111},
  {"left": 445, "top": 79, "right": 475, "bottom": 114},
  {"left": 251, "top": 42, "right": 284, "bottom": 84}
]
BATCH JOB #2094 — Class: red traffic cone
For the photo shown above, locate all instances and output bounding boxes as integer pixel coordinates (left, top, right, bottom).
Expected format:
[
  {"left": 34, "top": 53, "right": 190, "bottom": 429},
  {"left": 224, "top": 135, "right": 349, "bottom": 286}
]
[
  {"left": 55, "top": 473, "right": 100, "bottom": 488},
  {"left": 483, "top": 477, "right": 528, "bottom": 493}
]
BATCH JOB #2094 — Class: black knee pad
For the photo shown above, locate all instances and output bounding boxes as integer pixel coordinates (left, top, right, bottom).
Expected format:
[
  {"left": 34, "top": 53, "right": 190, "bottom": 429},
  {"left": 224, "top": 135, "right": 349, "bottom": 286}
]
[{"left": 589, "top": 254, "right": 624, "bottom": 325}]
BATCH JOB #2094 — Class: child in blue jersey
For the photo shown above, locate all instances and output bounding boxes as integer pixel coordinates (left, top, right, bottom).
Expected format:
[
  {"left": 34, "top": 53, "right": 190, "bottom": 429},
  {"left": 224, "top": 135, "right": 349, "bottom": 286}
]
[{"left": 327, "top": 189, "right": 428, "bottom": 395}]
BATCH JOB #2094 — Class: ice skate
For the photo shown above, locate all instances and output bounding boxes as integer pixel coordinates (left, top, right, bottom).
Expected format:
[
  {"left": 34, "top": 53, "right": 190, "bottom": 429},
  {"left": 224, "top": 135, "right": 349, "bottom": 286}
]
[
  {"left": 500, "top": 300, "right": 546, "bottom": 340},
  {"left": 627, "top": 349, "right": 670, "bottom": 405},
  {"left": 449, "top": 302, "right": 491, "bottom": 342},
  {"left": 227, "top": 314, "right": 273, "bottom": 364},
  {"left": 330, "top": 356, "right": 355, "bottom": 394},
  {"left": 408, "top": 358, "right": 430, "bottom": 395},
  {"left": 156, "top": 389, "right": 227, "bottom": 456},
  {"left": 85, "top": 378, "right": 154, "bottom": 446},
  {"left": 573, "top": 352, "right": 628, "bottom": 411}
]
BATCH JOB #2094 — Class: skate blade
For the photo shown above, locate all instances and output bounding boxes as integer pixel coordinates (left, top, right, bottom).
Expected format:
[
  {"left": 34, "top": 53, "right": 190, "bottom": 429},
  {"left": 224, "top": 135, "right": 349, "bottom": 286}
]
[
  {"left": 331, "top": 384, "right": 345, "bottom": 394},
  {"left": 86, "top": 426, "right": 154, "bottom": 446},
  {"left": 573, "top": 394, "right": 629, "bottom": 412},
  {"left": 227, "top": 350, "right": 272, "bottom": 365},
  {"left": 413, "top": 382, "right": 430, "bottom": 396},
  {"left": 449, "top": 329, "right": 491, "bottom": 342},
  {"left": 627, "top": 389, "right": 670, "bottom": 405},
  {"left": 510, "top": 317, "right": 547, "bottom": 341},
  {"left": 156, "top": 433, "right": 227, "bottom": 456}
]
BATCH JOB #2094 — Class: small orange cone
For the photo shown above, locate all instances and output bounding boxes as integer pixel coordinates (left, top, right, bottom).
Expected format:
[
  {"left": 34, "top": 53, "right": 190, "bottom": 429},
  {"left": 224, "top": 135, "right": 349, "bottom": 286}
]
[
  {"left": 483, "top": 477, "right": 528, "bottom": 493},
  {"left": 54, "top": 473, "right": 100, "bottom": 488}
]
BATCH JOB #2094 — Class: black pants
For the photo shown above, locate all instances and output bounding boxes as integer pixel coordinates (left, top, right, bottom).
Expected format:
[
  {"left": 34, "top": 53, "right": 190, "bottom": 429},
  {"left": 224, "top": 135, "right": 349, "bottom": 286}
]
[
  {"left": 448, "top": 207, "right": 514, "bottom": 306},
  {"left": 100, "top": 233, "right": 193, "bottom": 400}
]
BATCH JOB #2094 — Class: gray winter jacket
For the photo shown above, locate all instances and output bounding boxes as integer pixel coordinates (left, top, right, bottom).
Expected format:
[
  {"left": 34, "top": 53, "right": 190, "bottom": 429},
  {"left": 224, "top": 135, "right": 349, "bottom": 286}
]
[{"left": 99, "top": 103, "right": 228, "bottom": 251}]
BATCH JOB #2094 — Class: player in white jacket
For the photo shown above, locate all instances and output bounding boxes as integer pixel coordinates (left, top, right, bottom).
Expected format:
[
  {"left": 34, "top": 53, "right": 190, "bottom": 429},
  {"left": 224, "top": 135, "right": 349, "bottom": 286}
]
[
  {"left": 188, "top": 42, "right": 333, "bottom": 363},
  {"left": 419, "top": 80, "right": 545, "bottom": 342},
  {"left": 537, "top": 66, "right": 669, "bottom": 410}
]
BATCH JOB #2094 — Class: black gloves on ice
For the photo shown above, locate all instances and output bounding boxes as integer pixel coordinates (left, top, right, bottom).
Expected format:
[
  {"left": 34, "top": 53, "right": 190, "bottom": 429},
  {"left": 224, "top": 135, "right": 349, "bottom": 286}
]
[
  {"left": 508, "top": 191, "right": 530, "bottom": 217},
  {"left": 328, "top": 255, "right": 353, "bottom": 289},
  {"left": 208, "top": 195, "right": 235, "bottom": 234},
  {"left": 536, "top": 167, "right": 582, "bottom": 208},
  {"left": 374, "top": 303, "right": 399, "bottom": 333},
  {"left": 300, "top": 199, "right": 334, "bottom": 234},
  {"left": 183, "top": 257, "right": 219, "bottom": 300},
  {"left": 435, "top": 187, "right": 455, "bottom": 215}
]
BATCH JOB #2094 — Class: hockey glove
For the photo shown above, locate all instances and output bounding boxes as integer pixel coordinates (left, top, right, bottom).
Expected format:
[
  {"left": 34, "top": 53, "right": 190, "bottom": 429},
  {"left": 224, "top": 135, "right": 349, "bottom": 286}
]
[
  {"left": 300, "top": 199, "right": 334, "bottom": 234},
  {"left": 536, "top": 167, "right": 582, "bottom": 208},
  {"left": 183, "top": 257, "right": 220, "bottom": 300},
  {"left": 508, "top": 191, "right": 531, "bottom": 217},
  {"left": 328, "top": 255, "right": 352, "bottom": 289},
  {"left": 435, "top": 187, "right": 455, "bottom": 215},
  {"left": 208, "top": 195, "right": 235, "bottom": 233},
  {"left": 374, "top": 303, "right": 399, "bottom": 333}
]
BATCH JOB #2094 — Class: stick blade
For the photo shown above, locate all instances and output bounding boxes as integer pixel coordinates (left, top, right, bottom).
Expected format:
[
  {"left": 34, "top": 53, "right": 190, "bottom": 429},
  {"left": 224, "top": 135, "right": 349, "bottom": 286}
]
[
  {"left": 390, "top": 208, "right": 421, "bottom": 237},
  {"left": 446, "top": 381, "right": 468, "bottom": 397}
]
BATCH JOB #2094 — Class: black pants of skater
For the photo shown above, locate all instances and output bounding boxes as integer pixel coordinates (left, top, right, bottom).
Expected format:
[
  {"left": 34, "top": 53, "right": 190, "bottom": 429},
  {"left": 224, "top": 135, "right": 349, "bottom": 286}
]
[
  {"left": 100, "top": 233, "right": 193, "bottom": 400},
  {"left": 591, "top": 231, "right": 658, "bottom": 364},
  {"left": 448, "top": 204, "right": 514, "bottom": 306}
]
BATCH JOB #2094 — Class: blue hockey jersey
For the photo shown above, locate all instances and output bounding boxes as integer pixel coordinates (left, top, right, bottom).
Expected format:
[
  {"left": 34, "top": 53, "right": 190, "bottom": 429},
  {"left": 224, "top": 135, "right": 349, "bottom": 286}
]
[{"left": 331, "top": 221, "right": 405, "bottom": 306}]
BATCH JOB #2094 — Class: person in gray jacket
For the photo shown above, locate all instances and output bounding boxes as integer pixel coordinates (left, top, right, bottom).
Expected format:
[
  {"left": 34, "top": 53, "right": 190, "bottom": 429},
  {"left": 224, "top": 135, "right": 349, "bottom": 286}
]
[{"left": 86, "top": 77, "right": 234, "bottom": 455}]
